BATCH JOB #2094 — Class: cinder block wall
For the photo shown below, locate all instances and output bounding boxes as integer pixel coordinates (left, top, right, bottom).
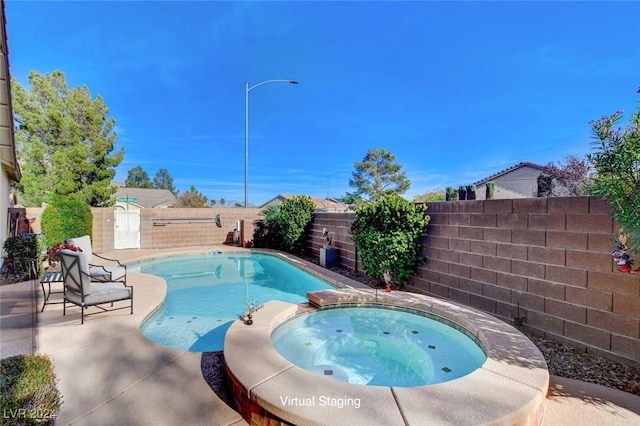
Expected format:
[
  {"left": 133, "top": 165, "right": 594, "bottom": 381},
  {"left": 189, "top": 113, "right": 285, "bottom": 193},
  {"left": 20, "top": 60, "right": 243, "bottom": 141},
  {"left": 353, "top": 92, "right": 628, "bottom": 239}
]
[
  {"left": 308, "top": 197, "right": 640, "bottom": 365},
  {"left": 25, "top": 207, "right": 262, "bottom": 252},
  {"left": 307, "top": 212, "right": 357, "bottom": 270},
  {"left": 140, "top": 208, "right": 261, "bottom": 249}
]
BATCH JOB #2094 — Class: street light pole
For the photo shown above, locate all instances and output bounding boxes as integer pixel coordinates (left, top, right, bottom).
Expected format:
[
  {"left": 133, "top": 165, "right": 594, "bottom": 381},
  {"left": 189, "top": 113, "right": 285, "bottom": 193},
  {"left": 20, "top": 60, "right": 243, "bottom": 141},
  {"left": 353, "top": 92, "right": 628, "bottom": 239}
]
[
  {"left": 245, "top": 79, "right": 299, "bottom": 208},
  {"left": 326, "top": 171, "right": 344, "bottom": 211}
]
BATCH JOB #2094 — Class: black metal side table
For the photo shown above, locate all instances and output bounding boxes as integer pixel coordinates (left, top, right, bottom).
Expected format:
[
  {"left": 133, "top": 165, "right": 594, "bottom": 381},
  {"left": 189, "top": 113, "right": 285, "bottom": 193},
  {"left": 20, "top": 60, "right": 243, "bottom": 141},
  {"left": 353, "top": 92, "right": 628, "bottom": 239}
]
[{"left": 40, "top": 269, "right": 64, "bottom": 312}]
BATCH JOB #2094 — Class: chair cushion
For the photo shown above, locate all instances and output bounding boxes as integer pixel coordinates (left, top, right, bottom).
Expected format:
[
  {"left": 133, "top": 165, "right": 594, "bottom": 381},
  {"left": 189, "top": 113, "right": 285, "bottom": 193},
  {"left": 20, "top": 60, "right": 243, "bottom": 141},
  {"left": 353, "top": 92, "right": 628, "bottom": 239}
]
[
  {"left": 60, "top": 249, "right": 92, "bottom": 296},
  {"left": 65, "top": 282, "right": 131, "bottom": 306},
  {"left": 90, "top": 265, "right": 126, "bottom": 282},
  {"left": 67, "top": 235, "right": 93, "bottom": 264}
]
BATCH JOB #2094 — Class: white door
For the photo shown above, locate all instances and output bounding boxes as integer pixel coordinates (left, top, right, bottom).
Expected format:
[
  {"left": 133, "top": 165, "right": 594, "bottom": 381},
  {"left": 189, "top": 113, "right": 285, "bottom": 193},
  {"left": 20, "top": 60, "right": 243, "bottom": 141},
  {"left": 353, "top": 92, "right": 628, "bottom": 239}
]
[{"left": 114, "top": 210, "right": 140, "bottom": 249}]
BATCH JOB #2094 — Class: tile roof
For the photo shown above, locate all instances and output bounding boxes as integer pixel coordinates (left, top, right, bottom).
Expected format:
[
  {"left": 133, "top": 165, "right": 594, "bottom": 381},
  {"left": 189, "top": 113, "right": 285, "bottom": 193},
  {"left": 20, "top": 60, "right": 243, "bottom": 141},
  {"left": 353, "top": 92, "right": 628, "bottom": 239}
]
[{"left": 113, "top": 187, "right": 178, "bottom": 208}]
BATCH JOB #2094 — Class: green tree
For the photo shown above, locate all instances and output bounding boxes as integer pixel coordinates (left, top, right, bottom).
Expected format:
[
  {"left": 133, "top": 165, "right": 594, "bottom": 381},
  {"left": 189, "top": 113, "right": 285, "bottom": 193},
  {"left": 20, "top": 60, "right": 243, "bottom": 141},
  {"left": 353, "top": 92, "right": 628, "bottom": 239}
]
[
  {"left": 12, "top": 70, "right": 123, "bottom": 207},
  {"left": 125, "top": 165, "right": 152, "bottom": 188},
  {"left": 219, "top": 198, "right": 226, "bottom": 207},
  {"left": 588, "top": 96, "right": 640, "bottom": 253},
  {"left": 175, "top": 185, "right": 208, "bottom": 208},
  {"left": 414, "top": 190, "right": 445, "bottom": 202},
  {"left": 152, "top": 168, "right": 176, "bottom": 194},
  {"left": 348, "top": 148, "right": 410, "bottom": 202},
  {"left": 351, "top": 194, "right": 429, "bottom": 288}
]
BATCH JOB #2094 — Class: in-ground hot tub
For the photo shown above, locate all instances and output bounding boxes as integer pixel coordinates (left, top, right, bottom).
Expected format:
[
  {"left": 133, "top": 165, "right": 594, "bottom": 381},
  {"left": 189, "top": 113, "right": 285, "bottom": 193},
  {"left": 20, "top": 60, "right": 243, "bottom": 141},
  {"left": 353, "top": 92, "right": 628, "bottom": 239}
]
[
  {"left": 271, "top": 305, "right": 487, "bottom": 387},
  {"left": 224, "top": 289, "right": 549, "bottom": 426}
]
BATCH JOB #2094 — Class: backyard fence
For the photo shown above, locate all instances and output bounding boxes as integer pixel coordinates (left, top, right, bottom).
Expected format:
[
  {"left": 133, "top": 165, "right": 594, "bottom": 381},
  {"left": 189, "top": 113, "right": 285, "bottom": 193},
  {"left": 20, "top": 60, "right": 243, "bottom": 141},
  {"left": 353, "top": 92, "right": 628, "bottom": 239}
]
[{"left": 307, "top": 197, "right": 640, "bottom": 365}]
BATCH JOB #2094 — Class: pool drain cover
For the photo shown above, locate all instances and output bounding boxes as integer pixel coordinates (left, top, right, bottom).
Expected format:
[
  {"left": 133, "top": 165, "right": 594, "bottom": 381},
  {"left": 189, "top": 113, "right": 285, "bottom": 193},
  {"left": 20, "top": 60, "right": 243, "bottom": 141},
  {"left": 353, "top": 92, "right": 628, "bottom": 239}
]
[{"left": 442, "top": 367, "right": 452, "bottom": 373}]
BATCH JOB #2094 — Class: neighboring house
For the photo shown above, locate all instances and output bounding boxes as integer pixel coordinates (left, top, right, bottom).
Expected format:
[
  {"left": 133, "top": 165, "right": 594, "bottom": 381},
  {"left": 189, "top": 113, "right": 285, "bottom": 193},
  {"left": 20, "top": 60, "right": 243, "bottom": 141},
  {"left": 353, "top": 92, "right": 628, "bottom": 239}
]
[
  {"left": 260, "top": 194, "right": 351, "bottom": 212},
  {"left": 474, "top": 162, "right": 549, "bottom": 200},
  {"left": 0, "top": 1, "right": 21, "bottom": 259},
  {"left": 113, "top": 187, "right": 178, "bottom": 210}
]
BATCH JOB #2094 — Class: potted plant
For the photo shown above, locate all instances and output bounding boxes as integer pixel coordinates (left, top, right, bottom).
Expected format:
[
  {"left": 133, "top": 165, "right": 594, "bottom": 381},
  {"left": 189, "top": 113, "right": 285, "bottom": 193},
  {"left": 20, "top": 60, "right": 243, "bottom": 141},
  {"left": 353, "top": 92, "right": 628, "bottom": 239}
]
[{"left": 46, "top": 242, "right": 82, "bottom": 268}]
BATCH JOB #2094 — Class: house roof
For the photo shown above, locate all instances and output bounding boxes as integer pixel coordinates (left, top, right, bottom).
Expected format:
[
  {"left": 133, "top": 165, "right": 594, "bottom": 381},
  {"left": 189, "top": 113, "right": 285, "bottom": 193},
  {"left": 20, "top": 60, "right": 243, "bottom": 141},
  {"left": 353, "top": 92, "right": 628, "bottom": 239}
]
[
  {"left": 113, "top": 187, "right": 178, "bottom": 208},
  {"left": 260, "top": 194, "right": 351, "bottom": 211},
  {"left": 0, "top": 1, "right": 20, "bottom": 181},
  {"left": 474, "top": 161, "right": 549, "bottom": 186}
]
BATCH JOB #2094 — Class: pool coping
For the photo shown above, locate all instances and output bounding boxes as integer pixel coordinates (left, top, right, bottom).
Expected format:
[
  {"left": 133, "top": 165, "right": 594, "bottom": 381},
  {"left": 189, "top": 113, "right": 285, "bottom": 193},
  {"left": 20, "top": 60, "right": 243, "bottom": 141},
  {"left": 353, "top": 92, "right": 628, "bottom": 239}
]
[{"left": 224, "top": 288, "right": 550, "bottom": 426}]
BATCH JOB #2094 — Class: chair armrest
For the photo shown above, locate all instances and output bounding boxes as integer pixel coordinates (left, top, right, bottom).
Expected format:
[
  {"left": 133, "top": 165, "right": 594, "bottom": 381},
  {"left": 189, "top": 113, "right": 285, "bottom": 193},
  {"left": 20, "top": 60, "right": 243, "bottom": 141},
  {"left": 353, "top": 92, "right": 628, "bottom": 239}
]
[{"left": 92, "top": 253, "right": 126, "bottom": 267}]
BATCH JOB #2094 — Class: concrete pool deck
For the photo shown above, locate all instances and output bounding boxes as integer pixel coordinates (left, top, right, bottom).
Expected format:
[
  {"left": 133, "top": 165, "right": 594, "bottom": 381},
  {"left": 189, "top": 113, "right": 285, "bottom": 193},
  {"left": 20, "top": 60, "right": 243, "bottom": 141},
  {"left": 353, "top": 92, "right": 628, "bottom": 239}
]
[{"left": 1, "top": 245, "right": 639, "bottom": 425}]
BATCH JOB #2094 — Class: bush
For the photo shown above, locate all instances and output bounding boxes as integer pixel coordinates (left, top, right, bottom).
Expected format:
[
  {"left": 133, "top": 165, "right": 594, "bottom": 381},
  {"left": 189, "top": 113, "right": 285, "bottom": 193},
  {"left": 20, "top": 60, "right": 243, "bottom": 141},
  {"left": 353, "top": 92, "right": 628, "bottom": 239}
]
[
  {"left": 486, "top": 181, "right": 495, "bottom": 200},
  {"left": 41, "top": 200, "right": 92, "bottom": 249},
  {"left": 252, "top": 205, "right": 283, "bottom": 250},
  {"left": 0, "top": 354, "right": 62, "bottom": 425},
  {"left": 466, "top": 184, "right": 476, "bottom": 200},
  {"left": 252, "top": 196, "right": 316, "bottom": 254},
  {"left": 350, "top": 194, "right": 430, "bottom": 288},
  {"left": 3, "top": 235, "right": 47, "bottom": 280},
  {"left": 279, "top": 196, "right": 316, "bottom": 254},
  {"left": 458, "top": 185, "right": 466, "bottom": 200},
  {"left": 588, "top": 98, "right": 640, "bottom": 254},
  {"left": 445, "top": 187, "right": 458, "bottom": 201},
  {"left": 537, "top": 174, "right": 554, "bottom": 197}
]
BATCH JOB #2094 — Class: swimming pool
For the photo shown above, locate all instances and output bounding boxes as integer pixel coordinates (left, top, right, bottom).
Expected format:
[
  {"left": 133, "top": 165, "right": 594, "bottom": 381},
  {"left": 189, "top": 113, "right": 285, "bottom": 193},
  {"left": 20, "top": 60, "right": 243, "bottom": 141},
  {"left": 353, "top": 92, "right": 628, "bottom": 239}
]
[
  {"left": 135, "top": 253, "right": 334, "bottom": 351},
  {"left": 271, "top": 306, "right": 487, "bottom": 387}
]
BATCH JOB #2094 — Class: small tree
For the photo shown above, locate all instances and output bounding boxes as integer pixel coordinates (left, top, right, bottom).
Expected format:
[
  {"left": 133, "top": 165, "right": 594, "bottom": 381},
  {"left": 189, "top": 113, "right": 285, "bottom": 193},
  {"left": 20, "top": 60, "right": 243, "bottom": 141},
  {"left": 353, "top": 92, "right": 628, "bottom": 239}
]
[
  {"left": 351, "top": 194, "right": 429, "bottom": 288},
  {"left": 588, "top": 95, "right": 640, "bottom": 253}
]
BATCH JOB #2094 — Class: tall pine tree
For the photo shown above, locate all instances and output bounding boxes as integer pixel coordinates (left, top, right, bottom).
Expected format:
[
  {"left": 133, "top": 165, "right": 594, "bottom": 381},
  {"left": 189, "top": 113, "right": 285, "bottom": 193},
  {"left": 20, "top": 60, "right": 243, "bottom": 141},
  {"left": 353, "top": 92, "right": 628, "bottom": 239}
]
[{"left": 12, "top": 70, "right": 124, "bottom": 206}]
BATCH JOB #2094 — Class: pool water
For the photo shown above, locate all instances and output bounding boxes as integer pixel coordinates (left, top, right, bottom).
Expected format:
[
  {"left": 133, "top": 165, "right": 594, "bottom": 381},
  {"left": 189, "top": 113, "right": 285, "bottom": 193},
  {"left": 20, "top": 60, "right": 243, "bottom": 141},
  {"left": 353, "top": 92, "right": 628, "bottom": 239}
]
[
  {"left": 271, "top": 306, "right": 487, "bottom": 387},
  {"left": 136, "top": 253, "right": 333, "bottom": 352}
]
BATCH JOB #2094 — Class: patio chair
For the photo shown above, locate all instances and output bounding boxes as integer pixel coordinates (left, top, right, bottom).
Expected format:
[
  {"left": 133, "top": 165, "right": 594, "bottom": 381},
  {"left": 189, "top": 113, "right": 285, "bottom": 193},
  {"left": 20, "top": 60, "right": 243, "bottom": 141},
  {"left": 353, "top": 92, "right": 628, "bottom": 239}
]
[
  {"left": 66, "top": 235, "right": 127, "bottom": 284},
  {"left": 59, "top": 249, "right": 133, "bottom": 324}
]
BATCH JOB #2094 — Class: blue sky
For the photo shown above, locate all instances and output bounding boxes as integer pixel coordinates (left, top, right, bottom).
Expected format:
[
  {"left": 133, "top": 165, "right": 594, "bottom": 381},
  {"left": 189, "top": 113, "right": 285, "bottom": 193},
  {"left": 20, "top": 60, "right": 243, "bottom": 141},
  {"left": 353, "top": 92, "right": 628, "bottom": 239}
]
[{"left": 6, "top": 1, "right": 639, "bottom": 206}]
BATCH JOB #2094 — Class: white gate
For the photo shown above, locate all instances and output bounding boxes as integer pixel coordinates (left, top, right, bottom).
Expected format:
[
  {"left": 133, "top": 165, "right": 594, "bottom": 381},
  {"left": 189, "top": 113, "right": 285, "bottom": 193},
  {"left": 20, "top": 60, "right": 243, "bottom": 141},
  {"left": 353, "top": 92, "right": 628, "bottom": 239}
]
[{"left": 114, "top": 210, "right": 140, "bottom": 249}]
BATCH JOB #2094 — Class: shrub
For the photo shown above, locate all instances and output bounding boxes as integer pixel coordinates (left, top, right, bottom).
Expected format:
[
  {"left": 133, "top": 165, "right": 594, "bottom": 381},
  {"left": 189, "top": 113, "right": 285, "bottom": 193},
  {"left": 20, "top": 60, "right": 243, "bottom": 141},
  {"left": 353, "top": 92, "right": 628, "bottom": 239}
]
[
  {"left": 486, "top": 181, "right": 495, "bottom": 200},
  {"left": 458, "top": 185, "right": 466, "bottom": 200},
  {"left": 588, "top": 97, "right": 640, "bottom": 254},
  {"left": 445, "top": 187, "right": 458, "bottom": 201},
  {"left": 466, "top": 184, "right": 476, "bottom": 200},
  {"left": 252, "top": 196, "right": 316, "bottom": 254},
  {"left": 0, "top": 354, "right": 62, "bottom": 425},
  {"left": 3, "top": 234, "right": 47, "bottom": 280},
  {"left": 537, "top": 174, "right": 554, "bottom": 197},
  {"left": 350, "top": 194, "right": 430, "bottom": 288},
  {"left": 41, "top": 200, "right": 92, "bottom": 249},
  {"left": 252, "top": 205, "right": 283, "bottom": 250},
  {"left": 278, "top": 195, "right": 316, "bottom": 254}
]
